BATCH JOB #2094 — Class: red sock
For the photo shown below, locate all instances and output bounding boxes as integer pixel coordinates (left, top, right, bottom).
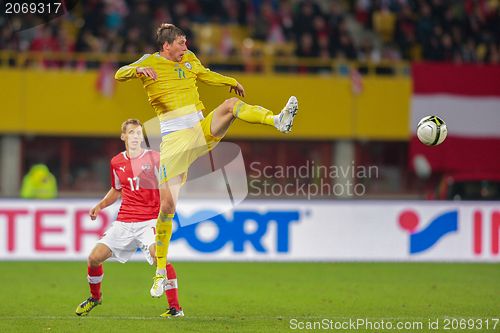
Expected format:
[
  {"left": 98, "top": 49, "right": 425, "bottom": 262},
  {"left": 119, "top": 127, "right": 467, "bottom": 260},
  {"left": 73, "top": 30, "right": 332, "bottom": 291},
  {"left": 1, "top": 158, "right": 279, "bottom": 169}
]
[
  {"left": 87, "top": 265, "right": 103, "bottom": 300},
  {"left": 165, "top": 263, "right": 180, "bottom": 309}
]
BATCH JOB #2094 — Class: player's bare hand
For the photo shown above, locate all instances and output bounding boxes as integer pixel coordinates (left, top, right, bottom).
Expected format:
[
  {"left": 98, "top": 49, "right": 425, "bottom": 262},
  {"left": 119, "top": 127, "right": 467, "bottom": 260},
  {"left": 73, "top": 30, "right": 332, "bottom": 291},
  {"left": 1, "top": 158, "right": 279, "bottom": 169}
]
[
  {"left": 230, "top": 82, "right": 245, "bottom": 97},
  {"left": 136, "top": 67, "right": 158, "bottom": 80},
  {"left": 89, "top": 205, "right": 101, "bottom": 220}
]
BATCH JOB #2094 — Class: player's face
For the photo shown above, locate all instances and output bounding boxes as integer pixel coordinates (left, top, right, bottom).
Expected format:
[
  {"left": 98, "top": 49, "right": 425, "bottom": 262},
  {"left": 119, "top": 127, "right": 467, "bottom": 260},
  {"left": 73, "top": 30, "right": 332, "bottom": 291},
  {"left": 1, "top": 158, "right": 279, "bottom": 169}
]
[
  {"left": 121, "top": 124, "right": 144, "bottom": 150},
  {"left": 167, "top": 36, "right": 188, "bottom": 62}
]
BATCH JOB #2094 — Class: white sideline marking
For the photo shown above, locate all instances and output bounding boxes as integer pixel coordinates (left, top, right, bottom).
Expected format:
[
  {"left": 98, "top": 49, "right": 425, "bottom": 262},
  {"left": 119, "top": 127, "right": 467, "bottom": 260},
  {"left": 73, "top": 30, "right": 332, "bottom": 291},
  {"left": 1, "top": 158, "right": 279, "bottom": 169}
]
[{"left": 0, "top": 315, "right": 474, "bottom": 321}]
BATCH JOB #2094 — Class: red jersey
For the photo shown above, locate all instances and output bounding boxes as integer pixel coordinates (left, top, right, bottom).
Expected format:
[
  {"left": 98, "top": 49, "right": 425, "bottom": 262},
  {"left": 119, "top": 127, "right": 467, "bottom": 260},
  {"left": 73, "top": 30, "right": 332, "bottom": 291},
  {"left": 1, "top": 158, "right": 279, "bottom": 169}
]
[{"left": 110, "top": 149, "right": 160, "bottom": 222}]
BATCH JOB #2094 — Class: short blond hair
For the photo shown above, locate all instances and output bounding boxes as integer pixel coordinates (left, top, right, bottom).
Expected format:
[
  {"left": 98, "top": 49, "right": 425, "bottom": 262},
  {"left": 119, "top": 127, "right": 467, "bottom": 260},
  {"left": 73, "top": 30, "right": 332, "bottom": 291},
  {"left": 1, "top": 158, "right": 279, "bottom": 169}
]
[
  {"left": 121, "top": 119, "right": 142, "bottom": 133},
  {"left": 156, "top": 23, "right": 186, "bottom": 51}
]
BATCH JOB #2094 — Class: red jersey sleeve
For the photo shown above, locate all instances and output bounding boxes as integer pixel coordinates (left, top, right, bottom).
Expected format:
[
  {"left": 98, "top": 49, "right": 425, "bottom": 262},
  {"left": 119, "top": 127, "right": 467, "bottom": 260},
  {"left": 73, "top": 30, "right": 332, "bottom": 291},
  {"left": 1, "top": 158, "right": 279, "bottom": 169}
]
[{"left": 110, "top": 157, "right": 122, "bottom": 190}]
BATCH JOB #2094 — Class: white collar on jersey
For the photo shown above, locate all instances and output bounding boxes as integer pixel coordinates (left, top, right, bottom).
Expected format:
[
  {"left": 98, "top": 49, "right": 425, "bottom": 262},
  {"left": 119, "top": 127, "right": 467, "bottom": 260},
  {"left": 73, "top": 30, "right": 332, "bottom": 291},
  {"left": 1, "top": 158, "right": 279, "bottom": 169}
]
[{"left": 122, "top": 149, "right": 150, "bottom": 160}]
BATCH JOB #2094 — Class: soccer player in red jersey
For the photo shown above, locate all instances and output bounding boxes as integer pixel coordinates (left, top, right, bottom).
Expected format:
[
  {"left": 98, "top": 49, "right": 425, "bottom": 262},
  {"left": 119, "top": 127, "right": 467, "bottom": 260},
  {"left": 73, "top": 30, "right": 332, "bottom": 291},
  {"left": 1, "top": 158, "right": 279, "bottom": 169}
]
[{"left": 75, "top": 119, "right": 183, "bottom": 318}]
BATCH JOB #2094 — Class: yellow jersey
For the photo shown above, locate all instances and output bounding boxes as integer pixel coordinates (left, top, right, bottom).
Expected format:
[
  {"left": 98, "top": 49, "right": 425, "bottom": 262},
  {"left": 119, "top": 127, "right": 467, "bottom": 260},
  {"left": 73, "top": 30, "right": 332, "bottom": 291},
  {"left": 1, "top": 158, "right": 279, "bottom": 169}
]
[{"left": 115, "top": 51, "right": 238, "bottom": 116}]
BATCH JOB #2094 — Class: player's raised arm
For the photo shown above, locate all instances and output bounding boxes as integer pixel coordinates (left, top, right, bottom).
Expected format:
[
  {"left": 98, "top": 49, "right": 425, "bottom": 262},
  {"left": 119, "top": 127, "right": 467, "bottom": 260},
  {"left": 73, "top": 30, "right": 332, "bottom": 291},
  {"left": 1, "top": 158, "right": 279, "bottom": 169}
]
[
  {"left": 89, "top": 187, "right": 121, "bottom": 220},
  {"left": 191, "top": 52, "right": 242, "bottom": 92},
  {"left": 229, "top": 82, "right": 245, "bottom": 97},
  {"left": 115, "top": 54, "right": 157, "bottom": 81}
]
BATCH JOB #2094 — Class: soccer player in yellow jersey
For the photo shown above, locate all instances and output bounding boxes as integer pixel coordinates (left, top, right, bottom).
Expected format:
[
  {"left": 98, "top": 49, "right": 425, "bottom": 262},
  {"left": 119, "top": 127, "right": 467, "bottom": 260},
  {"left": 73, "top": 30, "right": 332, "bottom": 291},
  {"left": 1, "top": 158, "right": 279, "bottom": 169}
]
[{"left": 115, "top": 23, "right": 298, "bottom": 298}]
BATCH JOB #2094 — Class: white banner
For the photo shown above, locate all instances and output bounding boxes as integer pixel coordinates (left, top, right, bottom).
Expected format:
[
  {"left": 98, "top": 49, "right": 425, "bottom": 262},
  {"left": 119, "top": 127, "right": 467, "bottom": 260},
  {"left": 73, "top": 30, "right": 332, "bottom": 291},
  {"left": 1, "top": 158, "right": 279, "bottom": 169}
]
[{"left": 0, "top": 199, "right": 499, "bottom": 261}]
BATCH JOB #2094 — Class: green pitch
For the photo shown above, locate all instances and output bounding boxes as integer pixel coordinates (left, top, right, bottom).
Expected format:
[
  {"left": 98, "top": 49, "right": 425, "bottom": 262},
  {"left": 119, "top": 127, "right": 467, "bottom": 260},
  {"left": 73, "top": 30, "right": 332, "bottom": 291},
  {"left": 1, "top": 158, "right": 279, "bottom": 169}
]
[{"left": 0, "top": 262, "right": 498, "bottom": 333}]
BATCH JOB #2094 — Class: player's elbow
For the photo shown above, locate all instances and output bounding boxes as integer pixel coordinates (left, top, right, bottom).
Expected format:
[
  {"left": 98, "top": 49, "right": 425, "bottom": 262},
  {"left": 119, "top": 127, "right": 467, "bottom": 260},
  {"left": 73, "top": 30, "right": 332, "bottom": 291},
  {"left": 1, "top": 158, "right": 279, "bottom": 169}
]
[
  {"left": 114, "top": 71, "right": 124, "bottom": 81},
  {"left": 114, "top": 67, "right": 131, "bottom": 81}
]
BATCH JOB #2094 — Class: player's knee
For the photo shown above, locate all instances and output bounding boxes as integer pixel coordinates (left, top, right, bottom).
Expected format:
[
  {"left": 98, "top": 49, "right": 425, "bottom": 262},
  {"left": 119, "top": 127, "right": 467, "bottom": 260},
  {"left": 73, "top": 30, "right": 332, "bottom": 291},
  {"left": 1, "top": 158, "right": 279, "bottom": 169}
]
[
  {"left": 159, "top": 200, "right": 175, "bottom": 214},
  {"left": 88, "top": 254, "right": 103, "bottom": 267},
  {"left": 223, "top": 97, "right": 240, "bottom": 113}
]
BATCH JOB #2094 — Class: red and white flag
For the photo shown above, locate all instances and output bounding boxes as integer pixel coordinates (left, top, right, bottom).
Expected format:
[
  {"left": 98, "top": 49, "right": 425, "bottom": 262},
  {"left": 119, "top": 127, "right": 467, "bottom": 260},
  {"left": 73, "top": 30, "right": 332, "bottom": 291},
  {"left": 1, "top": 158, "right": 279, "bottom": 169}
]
[
  {"left": 351, "top": 68, "right": 363, "bottom": 95},
  {"left": 409, "top": 63, "right": 500, "bottom": 173},
  {"left": 96, "top": 62, "right": 116, "bottom": 98}
]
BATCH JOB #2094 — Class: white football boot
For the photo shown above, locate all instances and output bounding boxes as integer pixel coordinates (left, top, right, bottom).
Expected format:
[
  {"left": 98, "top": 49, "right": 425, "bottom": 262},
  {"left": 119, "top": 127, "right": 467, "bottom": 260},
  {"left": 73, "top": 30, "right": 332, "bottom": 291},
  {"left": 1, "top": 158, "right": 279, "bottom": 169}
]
[
  {"left": 150, "top": 274, "right": 166, "bottom": 298},
  {"left": 275, "top": 96, "right": 298, "bottom": 133}
]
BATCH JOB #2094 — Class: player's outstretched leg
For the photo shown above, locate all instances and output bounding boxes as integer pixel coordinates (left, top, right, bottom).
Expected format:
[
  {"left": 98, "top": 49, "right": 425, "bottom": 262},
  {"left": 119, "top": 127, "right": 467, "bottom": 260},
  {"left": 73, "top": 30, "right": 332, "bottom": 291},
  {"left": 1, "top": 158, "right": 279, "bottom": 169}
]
[
  {"left": 211, "top": 96, "right": 299, "bottom": 138},
  {"left": 230, "top": 96, "right": 298, "bottom": 133}
]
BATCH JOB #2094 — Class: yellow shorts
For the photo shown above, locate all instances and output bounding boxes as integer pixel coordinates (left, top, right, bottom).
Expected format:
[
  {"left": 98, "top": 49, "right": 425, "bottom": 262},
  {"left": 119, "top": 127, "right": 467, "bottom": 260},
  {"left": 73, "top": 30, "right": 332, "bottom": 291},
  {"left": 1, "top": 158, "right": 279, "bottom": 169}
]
[{"left": 158, "top": 110, "right": 223, "bottom": 184}]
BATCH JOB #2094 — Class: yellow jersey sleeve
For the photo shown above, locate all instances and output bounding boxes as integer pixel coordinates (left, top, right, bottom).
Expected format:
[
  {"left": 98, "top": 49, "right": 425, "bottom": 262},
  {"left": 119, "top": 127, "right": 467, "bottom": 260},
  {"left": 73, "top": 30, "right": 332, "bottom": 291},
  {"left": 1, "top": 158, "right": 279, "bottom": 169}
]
[
  {"left": 190, "top": 52, "right": 238, "bottom": 87},
  {"left": 115, "top": 54, "right": 152, "bottom": 81},
  {"left": 115, "top": 52, "right": 239, "bottom": 115}
]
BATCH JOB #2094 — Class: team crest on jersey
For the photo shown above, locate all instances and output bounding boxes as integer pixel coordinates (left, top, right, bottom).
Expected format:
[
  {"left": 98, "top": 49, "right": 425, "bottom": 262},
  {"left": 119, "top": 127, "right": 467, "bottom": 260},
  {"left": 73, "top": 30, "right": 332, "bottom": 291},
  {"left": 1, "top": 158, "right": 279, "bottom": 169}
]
[
  {"left": 141, "top": 164, "right": 151, "bottom": 171},
  {"left": 185, "top": 62, "right": 192, "bottom": 70}
]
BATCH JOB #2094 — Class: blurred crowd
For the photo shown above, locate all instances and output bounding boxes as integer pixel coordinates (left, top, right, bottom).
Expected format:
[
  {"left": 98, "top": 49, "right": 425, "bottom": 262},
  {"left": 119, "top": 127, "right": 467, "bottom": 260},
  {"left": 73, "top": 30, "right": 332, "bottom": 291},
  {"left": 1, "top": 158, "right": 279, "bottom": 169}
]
[
  {"left": 357, "top": 0, "right": 500, "bottom": 63},
  {"left": 0, "top": 0, "right": 499, "bottom": 64}
]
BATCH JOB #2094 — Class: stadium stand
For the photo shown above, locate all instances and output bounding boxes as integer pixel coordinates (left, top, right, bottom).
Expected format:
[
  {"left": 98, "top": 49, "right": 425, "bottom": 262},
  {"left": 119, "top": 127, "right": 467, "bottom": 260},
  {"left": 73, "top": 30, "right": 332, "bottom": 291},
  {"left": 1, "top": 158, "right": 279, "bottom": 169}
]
[
  {"left": 1, "top": 0, "right": 499, "bottom": 65},
  {"left": 0, "top": 0, "right": 499, "bottom": 198}
]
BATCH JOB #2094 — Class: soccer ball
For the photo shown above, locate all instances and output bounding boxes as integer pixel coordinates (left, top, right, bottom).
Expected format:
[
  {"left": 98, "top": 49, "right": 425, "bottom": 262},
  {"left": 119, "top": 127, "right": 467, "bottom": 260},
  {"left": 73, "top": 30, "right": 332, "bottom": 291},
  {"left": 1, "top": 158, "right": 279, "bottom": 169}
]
[{"left": 416, "top": 115, "right": 447, "bottom": 146}]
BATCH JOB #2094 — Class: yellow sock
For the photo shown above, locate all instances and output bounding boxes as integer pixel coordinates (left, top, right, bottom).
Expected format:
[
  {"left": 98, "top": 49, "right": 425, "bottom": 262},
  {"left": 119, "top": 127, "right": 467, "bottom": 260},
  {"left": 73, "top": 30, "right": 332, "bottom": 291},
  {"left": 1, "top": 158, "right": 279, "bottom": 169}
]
[
  {"left": 155, "top": 212, "right": 174, "bottom": 272},
  {"left": 233, "top": 100, "right": 275, "bottom": 126}
]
